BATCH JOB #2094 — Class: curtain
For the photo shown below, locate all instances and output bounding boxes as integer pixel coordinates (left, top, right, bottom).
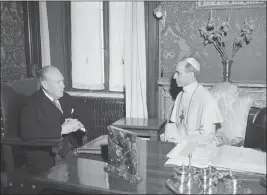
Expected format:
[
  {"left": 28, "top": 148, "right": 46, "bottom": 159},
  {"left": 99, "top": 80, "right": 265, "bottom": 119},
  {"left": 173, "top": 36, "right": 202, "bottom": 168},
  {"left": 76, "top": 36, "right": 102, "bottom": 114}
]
[
  {"left": 109, "top": 3, "right": 125, "bottom": 92},
  {"left": 39, "top": 1, "right": 51, "bottom": 67},
  {"left": 123, "top": 2, "right": 148, "bottom": 118},
  {"left": 71, "top": 2, "right": 104, "bottom": 90}
]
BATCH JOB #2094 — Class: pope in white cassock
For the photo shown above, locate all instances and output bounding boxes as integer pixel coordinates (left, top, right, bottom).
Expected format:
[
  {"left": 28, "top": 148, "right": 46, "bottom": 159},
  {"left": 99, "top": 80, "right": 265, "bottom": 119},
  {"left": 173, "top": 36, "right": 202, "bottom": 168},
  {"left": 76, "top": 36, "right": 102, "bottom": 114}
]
[{"left": 160, "top": 58, "right": 223, "bottom": 145}]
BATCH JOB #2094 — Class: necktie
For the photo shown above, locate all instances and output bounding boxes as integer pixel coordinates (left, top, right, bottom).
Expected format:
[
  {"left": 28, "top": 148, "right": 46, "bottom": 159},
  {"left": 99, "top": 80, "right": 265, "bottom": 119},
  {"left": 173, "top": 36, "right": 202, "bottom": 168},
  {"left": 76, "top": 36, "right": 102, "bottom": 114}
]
[{"left": 53, "top": 100, "right": 63, "bottom": 113}]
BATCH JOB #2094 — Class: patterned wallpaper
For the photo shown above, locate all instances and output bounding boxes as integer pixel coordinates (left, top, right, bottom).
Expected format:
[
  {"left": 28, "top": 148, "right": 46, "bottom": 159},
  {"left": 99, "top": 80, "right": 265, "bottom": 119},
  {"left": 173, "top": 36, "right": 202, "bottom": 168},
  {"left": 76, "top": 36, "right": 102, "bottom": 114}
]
[
  {"left": 1, "top": 2, "right": 27, "bottom": 82},
  {"left": 159, "top": 1, "right": 266, "bottom": 83}
]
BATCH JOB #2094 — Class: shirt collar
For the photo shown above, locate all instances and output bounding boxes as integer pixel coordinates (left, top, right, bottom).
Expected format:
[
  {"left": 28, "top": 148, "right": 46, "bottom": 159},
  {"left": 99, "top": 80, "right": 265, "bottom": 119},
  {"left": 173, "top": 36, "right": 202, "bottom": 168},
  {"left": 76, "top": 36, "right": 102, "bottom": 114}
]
[
  {"left": 42, "top": 89, "right": 55, "bottom": 102},
  {"left": 183, "top": 81, "right": 198, "bottom": 92}
]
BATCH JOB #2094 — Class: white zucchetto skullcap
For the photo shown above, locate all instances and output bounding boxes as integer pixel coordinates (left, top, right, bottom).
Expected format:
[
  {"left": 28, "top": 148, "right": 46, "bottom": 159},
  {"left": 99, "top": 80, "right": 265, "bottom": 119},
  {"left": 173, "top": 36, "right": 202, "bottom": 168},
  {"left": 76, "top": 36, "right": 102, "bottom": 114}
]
[{"left": 185, "top": 58, "right": 200, "bottom": 72}]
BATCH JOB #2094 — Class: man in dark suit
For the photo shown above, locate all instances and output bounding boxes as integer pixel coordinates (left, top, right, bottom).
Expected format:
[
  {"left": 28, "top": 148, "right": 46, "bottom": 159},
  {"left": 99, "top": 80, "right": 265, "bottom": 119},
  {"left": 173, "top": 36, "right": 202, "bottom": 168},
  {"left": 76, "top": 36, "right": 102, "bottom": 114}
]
[{"left": 20, "top": 65, "right": 86, "bottom": 174}]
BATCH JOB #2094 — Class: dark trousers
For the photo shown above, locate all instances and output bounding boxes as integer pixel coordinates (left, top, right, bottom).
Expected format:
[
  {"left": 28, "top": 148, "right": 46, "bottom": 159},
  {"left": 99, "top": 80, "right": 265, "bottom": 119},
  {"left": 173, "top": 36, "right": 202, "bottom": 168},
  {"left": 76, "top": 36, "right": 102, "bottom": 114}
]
[{"left": 25, "top": 146, "right": 55, "bottom": 174}]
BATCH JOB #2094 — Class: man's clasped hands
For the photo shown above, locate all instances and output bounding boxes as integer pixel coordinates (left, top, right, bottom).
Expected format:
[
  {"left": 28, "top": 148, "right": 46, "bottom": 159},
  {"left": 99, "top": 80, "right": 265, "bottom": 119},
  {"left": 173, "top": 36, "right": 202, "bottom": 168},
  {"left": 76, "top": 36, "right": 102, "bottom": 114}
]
[{"left": 61, "top": 118, "right": 85, "bottom": 135}]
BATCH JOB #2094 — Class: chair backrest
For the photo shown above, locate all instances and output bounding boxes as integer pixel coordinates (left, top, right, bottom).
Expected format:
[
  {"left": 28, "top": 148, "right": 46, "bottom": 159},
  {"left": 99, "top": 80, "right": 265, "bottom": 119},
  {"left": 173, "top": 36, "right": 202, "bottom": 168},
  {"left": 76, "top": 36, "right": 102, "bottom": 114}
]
[
  {"left": 244, "top": 107, "right": 266, "bottom": 151},
  {"left": 253, "top": 107, "right": 266, "bottom": 130},
  {"left": 1, "top": 78, "right": 39, "bottom": 138},
  {"left": 209, "top": 82, "right": 253, "bottom": 145}
]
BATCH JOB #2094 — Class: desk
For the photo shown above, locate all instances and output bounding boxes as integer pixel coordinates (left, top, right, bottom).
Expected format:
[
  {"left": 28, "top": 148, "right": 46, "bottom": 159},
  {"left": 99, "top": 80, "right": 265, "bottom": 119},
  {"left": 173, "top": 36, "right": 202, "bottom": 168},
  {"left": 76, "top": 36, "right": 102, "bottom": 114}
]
[
  {"left": 7, "top": 141, "right": 266, "bottom": 194},
  {"left": 112, "top": 118, "right": 166, "bottom": 141}
]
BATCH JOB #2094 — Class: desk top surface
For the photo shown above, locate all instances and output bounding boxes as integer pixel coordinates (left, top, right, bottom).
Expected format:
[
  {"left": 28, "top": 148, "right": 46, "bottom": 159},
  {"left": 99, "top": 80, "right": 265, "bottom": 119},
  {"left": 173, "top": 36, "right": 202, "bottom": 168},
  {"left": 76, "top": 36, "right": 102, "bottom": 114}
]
[
  {"left": 31, "top": 141, "right": 266, "bottom": 194},
  {"left": 112, "top": 117, "right": 166, "bottom": 130}
]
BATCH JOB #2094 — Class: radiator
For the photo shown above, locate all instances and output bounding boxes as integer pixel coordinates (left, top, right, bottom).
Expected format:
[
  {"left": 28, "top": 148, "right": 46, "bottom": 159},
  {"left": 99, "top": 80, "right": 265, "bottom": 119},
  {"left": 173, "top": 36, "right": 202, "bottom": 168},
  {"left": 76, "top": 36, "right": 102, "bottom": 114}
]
[{"left": 72, "top": 97, "right": 125, "bottom": 142}]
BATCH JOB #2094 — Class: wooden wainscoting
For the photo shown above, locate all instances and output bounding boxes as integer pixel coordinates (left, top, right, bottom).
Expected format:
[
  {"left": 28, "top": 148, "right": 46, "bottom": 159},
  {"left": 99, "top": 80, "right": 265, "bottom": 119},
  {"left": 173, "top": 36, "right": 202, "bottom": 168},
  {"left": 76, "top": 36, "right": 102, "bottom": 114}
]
[{"left": 72, "top": 96, "right": 125, "bottom": 142}]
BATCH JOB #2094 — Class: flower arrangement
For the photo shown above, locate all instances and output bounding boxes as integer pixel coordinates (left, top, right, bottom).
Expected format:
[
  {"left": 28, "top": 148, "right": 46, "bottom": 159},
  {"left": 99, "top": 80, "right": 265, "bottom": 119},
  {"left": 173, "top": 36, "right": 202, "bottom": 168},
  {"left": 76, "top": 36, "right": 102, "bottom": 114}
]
[{"left": 199, "top": 10, "right": 255, "bottom": 62}]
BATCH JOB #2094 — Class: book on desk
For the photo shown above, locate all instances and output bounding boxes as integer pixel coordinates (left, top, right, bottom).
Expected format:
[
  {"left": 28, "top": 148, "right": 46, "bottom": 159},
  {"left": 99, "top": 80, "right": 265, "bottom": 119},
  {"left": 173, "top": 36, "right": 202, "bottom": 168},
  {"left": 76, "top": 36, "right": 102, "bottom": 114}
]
[
  {"left": 76, "top": 130, "right": 149, "bottom": 156},
  {"left": 76, "top": 135, "right": 108, "bottom": 155}
]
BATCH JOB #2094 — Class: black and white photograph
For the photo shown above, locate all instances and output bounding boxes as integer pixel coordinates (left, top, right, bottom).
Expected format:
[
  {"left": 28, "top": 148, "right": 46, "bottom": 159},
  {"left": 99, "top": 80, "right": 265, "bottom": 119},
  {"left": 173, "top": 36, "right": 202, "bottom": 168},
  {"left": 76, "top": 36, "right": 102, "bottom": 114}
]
[{"left": 1, "top": 1, "right": 266, "bottom": 194}]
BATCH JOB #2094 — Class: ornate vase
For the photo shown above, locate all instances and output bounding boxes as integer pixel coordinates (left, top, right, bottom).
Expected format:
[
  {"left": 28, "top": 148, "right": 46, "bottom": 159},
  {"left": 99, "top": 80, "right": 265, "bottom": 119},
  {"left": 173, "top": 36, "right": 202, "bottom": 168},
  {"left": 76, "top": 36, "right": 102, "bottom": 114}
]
[{"left": 222, "top": 60, "right": 233, "bottom": 82}]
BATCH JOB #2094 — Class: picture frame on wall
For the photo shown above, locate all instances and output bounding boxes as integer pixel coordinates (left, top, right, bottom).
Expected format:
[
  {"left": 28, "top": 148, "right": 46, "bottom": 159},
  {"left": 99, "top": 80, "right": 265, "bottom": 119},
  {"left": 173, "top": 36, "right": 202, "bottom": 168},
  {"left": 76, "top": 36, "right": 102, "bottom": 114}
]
[{"left": 196, "top": 1, "right": 266, "bottom": 10}]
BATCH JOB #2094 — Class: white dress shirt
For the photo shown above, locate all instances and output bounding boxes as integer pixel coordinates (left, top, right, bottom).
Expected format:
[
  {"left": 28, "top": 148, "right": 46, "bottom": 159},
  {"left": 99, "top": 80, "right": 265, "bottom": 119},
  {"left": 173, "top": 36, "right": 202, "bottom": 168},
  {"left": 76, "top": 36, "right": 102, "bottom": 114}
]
[{"left": 42, "top": 89, "right": 62, "bottom": 111}]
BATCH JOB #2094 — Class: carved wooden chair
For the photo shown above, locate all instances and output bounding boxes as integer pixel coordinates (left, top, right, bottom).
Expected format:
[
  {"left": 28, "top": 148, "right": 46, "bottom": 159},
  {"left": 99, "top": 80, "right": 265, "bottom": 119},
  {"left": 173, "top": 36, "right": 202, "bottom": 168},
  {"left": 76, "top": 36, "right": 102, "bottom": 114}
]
[{"left": 1, "top": 78, "right": 64, "bottom": 193}]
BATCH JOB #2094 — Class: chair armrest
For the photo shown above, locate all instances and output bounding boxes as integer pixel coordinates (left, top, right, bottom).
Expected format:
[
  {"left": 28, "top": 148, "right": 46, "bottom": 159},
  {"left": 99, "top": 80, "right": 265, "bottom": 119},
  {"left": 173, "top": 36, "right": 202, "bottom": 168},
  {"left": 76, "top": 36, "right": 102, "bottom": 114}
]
[
  {"left": 1, "top": 137, "right": 62, "bottom": 173},
  {"left": 1, "top": 137, "right": 60, "bottom": 147}
]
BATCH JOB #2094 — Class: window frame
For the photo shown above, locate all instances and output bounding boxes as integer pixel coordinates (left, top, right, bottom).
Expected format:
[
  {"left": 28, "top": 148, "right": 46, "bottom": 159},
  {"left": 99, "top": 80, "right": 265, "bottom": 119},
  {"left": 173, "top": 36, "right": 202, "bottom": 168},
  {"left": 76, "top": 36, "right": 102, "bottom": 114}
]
[
  {"left": 23, "top": 1, "right": 42, "bottom": 77},
  {"left": 69, "top": 1, "right": 117, "bottom": 93}
]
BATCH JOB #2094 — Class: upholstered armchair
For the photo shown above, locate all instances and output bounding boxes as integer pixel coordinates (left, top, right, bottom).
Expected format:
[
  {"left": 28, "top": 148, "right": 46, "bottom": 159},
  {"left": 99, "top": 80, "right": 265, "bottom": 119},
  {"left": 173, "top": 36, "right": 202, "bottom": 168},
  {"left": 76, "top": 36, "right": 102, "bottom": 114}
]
[{"left": 209, "top": 82, "right": 265, "bottom": 148}]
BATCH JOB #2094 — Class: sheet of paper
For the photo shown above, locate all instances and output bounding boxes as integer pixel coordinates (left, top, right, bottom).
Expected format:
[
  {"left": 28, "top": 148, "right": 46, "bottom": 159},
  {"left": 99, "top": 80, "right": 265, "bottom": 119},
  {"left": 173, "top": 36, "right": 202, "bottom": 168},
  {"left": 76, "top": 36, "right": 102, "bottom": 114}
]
[
  {"left": 139, "top": 137, "right": 150, "bottom": 140},
  {"left": 191, "top": 145, "right": 217, "bottom": 160},
  {"left": 212, "top": 145, "right": 266, "bottom": 174},
  {"left": 77, "top": 135, "right": 108, "bottom": 153},
  {"left": 166, "top": 140, "right": 217, "bottom": 158},
  {"left": 166, "top": 140, "right": 190, "bottom": 159},
  {"left": 165, "top": 157, "right": 209, "bottom": 168},
  {"left": 165, "top": 140, "right": 266, "bottom": 174},
  {"left": 165, "top": 140, "right": 218, "bottom": 168},
  {"left": 179, "top": 142, "right": 198, "bottom": 157}
]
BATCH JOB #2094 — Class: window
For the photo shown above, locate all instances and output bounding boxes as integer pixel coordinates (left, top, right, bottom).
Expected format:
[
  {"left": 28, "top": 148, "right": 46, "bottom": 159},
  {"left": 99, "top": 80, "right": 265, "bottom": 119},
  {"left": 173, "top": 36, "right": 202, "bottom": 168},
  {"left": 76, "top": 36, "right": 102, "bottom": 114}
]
[{"left": 71, "top": 2, "right": 124, "bottom": 92}]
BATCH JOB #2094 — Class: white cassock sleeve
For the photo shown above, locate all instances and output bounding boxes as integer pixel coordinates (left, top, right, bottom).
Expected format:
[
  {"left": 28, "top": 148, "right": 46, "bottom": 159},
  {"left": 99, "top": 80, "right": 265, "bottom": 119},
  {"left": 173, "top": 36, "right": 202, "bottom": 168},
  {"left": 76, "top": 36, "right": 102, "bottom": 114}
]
[{"left": 200, "top": 94, "right": 223, "bottom": 134}]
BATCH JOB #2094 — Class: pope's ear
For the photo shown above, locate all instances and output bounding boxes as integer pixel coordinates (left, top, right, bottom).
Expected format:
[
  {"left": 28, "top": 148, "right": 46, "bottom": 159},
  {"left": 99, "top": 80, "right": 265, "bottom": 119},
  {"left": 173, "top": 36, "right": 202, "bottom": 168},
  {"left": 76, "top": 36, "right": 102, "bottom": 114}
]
[{"left": 190, "top": 71, "right": 195, "bottom": 78}]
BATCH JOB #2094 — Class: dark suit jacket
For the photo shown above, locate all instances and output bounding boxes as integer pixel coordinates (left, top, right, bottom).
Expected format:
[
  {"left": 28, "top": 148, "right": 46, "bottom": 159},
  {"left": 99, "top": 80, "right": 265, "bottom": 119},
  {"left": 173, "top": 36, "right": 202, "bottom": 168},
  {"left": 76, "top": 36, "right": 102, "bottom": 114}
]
[{"left": 20, "top": 89, "right": 85, "bottom": 173}]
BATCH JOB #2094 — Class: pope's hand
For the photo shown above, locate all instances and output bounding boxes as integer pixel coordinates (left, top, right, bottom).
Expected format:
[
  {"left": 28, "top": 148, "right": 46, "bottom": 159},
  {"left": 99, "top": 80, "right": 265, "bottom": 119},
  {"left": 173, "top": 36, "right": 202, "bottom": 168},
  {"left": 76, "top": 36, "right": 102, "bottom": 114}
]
[
  {"left": 61, "top": 118, "right": 84, "bottom": 135},
  {"left": 187, "top": 130, "right": 216, "bottom": 145},
  {"left": 160, "top": 123, "right": 188, "bottom": 143}
]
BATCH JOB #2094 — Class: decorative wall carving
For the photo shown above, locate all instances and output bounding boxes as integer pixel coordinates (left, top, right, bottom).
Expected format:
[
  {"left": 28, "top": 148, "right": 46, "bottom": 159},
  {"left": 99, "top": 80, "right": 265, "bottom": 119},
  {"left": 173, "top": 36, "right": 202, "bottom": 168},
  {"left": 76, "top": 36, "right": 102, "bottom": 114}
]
[
  {"left": 196, "top": 1, "right": 266, "bottom": 10},
  {"left": 1, "top": 2, "right": 26, "bottom": 81}
]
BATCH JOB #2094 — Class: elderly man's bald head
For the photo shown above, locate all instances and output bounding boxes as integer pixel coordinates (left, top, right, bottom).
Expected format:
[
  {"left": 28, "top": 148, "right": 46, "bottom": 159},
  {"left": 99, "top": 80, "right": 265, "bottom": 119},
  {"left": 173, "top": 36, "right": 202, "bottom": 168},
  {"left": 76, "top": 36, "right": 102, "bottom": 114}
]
[
  {"left": 37, "top": 65, "right": 61, "bottom": 81},
  {"left": 37, "top": 65, "right": 65, "bottom": 99}
]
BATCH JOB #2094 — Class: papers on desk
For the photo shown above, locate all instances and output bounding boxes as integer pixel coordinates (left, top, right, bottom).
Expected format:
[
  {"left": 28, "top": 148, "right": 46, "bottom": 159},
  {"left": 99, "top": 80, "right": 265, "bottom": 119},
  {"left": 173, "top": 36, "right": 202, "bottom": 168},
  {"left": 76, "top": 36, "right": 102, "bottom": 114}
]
[
  {"left": 212, "top": 145, "right": 266, "bottom": 174},
  {"left": 165, "top": 141, "right": 266, "bottom": 174},
  {"left": 139, "top": 137, "right": 150, "bottom": 141},
  {"left": 165, "top": 140, "right": 218, "bottom": 168}
]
